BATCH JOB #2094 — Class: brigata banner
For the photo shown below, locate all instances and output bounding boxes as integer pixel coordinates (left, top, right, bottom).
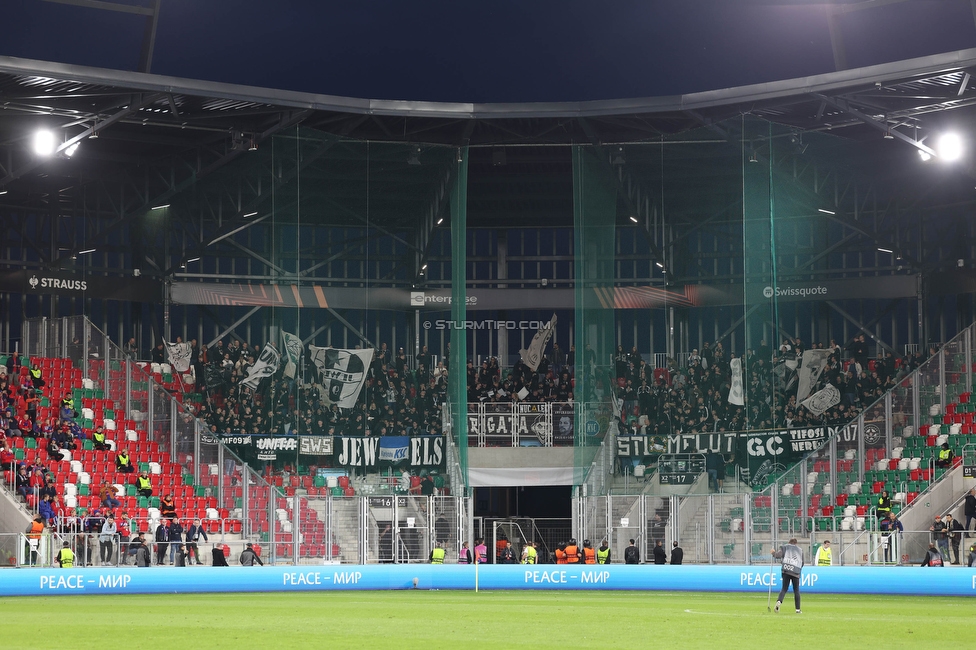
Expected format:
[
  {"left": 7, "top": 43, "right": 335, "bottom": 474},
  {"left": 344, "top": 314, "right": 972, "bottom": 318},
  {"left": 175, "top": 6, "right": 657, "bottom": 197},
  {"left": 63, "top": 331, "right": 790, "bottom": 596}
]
[
  {"left": 617, "top": 424, "right": 854, "bottom": 487},
  {"left": 4, "top": 565, "right": 975, "bottom": 597}
]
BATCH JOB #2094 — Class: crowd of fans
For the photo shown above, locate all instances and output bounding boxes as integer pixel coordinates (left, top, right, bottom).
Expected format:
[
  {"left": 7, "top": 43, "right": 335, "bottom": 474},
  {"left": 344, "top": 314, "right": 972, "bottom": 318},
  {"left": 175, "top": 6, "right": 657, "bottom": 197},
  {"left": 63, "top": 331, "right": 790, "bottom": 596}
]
[{"left": 615, "top": 334, "right": 930, "bottom": 438}]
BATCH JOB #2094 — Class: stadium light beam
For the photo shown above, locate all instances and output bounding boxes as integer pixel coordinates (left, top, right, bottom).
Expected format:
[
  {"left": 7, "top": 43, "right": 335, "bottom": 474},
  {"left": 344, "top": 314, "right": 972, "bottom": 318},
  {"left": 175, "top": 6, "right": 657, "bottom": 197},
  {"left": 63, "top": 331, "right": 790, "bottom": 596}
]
[
  {"left": 33, "top": 129, "right": 56, "bottom": 156},
  {"left": 243, "top": 211, "right": 258, "bottom": 218},
  {"left": 877, "top": 248, "right": 893, "bottom": 253},
  {"left": 64, "top": 142, "right": 80, "bottom": 157},
  {"left": 78, "top": 248, "right": 96, "bottom": 255},
  {"left": 818, "top": 208, "right": 835, "bottom": 215},
  {"left": 936, "top": 133, "right": 963, "bottom": 162},
  {"left": 151, "top": 204, "right": 170, "bottom": 210},
  {"left": 186, "top": 257, "right": 201, "bottom": 263}
]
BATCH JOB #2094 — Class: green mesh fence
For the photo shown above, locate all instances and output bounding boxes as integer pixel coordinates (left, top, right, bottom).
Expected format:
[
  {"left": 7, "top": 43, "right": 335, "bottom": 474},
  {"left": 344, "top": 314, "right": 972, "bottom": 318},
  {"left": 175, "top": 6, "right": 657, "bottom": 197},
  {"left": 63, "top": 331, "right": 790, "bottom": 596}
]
[
  {"left": 448, "top": 147, "right": 470, "bottom": 493},
  {"left": 573, "top": 145, "right": 618, "bottom": 489}
]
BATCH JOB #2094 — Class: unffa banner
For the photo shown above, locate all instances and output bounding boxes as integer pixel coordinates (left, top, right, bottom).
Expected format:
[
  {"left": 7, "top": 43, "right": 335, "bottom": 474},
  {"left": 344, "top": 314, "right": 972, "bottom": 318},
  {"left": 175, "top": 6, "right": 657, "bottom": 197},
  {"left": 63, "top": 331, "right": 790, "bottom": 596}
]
[
  {"left": 241, "top": 342, "right": 280, "bottom": 391},
  {"left": 4, "top": 565, "right": 975, "bottom": 596},
  {"left": 209, "top": 434, "right": 334, "bottom": 466},
  {"left": 334, "top": 436, "right": 445, "bottom": 469}
]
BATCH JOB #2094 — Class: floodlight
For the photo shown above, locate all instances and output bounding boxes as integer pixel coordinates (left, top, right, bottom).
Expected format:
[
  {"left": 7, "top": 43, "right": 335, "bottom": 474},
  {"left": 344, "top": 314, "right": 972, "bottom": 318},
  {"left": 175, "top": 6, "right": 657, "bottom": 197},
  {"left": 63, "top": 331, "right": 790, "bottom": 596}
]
[
  {"left": 78, "top": 248, "right": 96, "bottom": 255},
  {"left": 64, "top": 142, "right": 80, "bottom": 157},
  {"left": 918, "top": 150, "right": 932, "bottom": 162},
  {"left": 818, "top": 208, "right": 835, "bottom": 215},
  {"left": 33, "top": 129, "right": 56, "bottom": 156},
  {"left": 629, "top": 216, "right": 638, "bottom": 223},
  {"left": 877, "top": 248, "right": 893, "bottom": 253},
  {"left": 151, "top": 204, "right": 170, "bottom": 210},
  {"left": 655, "top": 262, "right": 664, "bottom": 269},
  {"left": 243, "top": 211, "right": 258, "bottom": 218},
  {"left": 186, "top": 257, "right": 201, "bottom": 263},
  {"left": 936, "top": 133, "right": 963, "bottom": 162}
]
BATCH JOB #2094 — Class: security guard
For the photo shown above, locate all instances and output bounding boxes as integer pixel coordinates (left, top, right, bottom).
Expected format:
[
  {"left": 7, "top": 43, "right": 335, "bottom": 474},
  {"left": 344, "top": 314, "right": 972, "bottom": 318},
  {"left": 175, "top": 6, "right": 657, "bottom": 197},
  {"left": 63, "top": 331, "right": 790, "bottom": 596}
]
[
  {"left": 582, "top": 539, "right": 597, "bottom": 564},
  {"left": 554, "top": 542, "right": 567, "bottom": 564},
  {"left": 429, "top": 541, "right": 445, "bottom": 564},
  {"left": 57, "top": 541, "right": 75, "bottom": 568},
  {"left": 92, "top": 426, "right": 108, "bottom": 451},
  {"left": 564, "top": 538, "right": 580, "bottom": 564},
  {"left": 136, "top": 471, "right": 153, "bottom": 498},
  {"left": 936, "top": 443, "right": 954, "bottom": 468},
  {"left": 25, "top": 515, "right": 44, "bottom": 566},
  {"left": 876, "top": 491, "right": 892, "bottom": 520},
  {"left": 596, "top": 539, "right": 611, "bottom": 564},
  {"left": 815, "top": 539, "right": 832, "bottom": 566},
  {"left": 522, "top": 541, "right": 537, "bottom": 565},
  {"left": 115, "top": 449, "right": 134, "bottom": 473}
]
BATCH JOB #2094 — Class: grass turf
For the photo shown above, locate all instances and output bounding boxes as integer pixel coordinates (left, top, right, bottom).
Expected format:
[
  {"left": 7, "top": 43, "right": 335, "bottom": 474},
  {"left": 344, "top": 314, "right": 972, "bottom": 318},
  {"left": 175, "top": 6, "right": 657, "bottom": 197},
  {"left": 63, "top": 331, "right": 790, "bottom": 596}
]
[{"left": 3, "top": 590, "right": 965, "bottom": 649}]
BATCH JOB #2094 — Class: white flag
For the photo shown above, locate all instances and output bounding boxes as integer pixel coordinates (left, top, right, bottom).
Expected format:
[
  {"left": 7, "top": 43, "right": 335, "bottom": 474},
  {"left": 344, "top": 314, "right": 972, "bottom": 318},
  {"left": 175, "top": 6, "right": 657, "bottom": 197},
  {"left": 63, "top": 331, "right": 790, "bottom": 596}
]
[
  {"left": 728, "top": 358, "right": 745, "bottom": 406},
  {"left": 163, "top": 341, "right": 193, "bottom": 374},
  {"left": 802, "top": 384, "right": 841, "bottom": 417},
  {"left": 241, "top": 342, "right": 280, "bottom": 391},
  {"left": 519, "top": 314, "right": 556, "bottom": 371},
  {"left": 796, "top": 349, "right": 833, "bottom": 402},
  {"left": 309, "top": 346, "right": 374, "bottom": 409},
  {"left": 280, "top": 331, "right": 303, "bottom": 380}
]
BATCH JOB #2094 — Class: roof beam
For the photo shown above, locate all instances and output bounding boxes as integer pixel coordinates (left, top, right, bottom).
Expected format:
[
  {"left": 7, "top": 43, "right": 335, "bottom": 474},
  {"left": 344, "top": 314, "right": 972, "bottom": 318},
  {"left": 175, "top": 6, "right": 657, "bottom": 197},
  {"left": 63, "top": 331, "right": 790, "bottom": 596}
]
[{"left": 813, "top": 94, "right": 936, "bottom": 157}]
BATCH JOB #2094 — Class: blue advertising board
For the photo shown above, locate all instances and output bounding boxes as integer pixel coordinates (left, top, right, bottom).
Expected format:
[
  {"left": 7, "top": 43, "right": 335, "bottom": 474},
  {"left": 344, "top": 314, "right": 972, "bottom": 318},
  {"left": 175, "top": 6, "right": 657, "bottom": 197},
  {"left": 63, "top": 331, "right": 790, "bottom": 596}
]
[{"left": 2, "top": 565, "right": 975, "bottom": 597}]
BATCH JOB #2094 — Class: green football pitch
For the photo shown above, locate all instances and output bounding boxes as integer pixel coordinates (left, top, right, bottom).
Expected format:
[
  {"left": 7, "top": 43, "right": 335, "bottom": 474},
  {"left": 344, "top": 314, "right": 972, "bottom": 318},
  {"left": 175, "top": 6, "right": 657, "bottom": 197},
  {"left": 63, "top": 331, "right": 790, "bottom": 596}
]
[{"left": 3, "top": 591, "right": 966, "bottom": 649}]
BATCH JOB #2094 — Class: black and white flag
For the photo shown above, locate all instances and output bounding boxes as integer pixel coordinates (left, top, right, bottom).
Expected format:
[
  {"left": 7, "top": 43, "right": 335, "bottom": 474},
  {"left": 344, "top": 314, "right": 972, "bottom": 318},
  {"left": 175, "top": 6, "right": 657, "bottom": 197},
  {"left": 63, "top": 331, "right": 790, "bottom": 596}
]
[
  {"left": 309, "top": 346, "right": 374, "bottom": 408},
  {"left": 163, "top": 340, "right": 193, "bottom": 374},
  {"left": 519, "top": 314, "right": 556, "bottom": 371},
  {"left": 241, "top": 342, "right": 280, "bottom": 391},
  {"left": 801, "top": 384, "right": 841, "bottom": 417},
  {"left": 796, "top": 349, "right": 833, "bottom": 402},
  {"left": 728, "top": 357, "right": 745, "bottom": 405},
  {"left": 280, "top": 331, "right": 303, "bottom": 380}
]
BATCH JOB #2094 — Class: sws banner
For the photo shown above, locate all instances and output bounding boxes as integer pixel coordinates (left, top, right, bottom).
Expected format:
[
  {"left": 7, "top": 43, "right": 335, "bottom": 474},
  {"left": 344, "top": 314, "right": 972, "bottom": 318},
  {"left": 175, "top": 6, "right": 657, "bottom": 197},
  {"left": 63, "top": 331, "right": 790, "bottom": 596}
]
[{"left": 0, "top": 270, "right": 162, "bottom": 301}]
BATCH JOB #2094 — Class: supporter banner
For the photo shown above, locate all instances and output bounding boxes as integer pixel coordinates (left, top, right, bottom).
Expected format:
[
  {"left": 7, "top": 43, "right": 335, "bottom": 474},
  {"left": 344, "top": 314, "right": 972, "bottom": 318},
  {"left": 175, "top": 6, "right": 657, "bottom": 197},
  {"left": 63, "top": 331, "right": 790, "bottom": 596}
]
[
  {"left": 519, "top": 314, "right": 556, "bottom": 371},
  {"left": 469, "top": 403, "right": 553, "bottom": 444},
  {"left": 163, "top": 341, "right": 193, "bottom": 374},
  {"left": 4, "top": 565, "right": 975, "bottom": 597},
  {"left": 280, "top": 331, "right": 303, "bottom": 380},
  {"left": 617, "top": 426, "right": 841, "bottom": 485},
  {"left": 210, "top": 434, "right": 334, "bottom": 465},
  {"left": 309, "top": 347, "right": 373, "bottom": 409},
  {"left": 334, "top": 436, "right": 445, "bottom": 468},
  {"left": 241, "top": 342, "right": 280, "bottom": 391},
  {"left": 553, "top": 402, "right": 575, "bottom": 444},
  {"left": 0, "top": 270, "right": 162, "bottom": 301}
]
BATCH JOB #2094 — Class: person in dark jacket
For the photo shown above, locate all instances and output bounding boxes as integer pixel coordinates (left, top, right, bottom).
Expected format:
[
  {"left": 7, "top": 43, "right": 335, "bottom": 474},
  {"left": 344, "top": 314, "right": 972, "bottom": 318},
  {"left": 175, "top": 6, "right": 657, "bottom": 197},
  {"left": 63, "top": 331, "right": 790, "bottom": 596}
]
[
  {"left": 212, "top": 545, "right": 229, "bottom": 566},
  {"left": 670, "top": 541, "right": 683, "bottom": 565},
  {"left": 624, "top": 539, "right": 640, "bottom": 564},
  {"left": 920, "top": 543, "right": 945, "bottom": 567},
  {"left": 154, "top": 520, "right": 169, "bottom": 565},
  {"left": 239, "top": 542, "right": 263, "bottom": 566},
  {"left": 134, "top": 535, "right": 151, "bottom": 567},
  {"left": 652, "top": 540, "right": 667, "bottom": 564},
  {"left": 964, "top": 488, "right": 976, "bottom": 532}
]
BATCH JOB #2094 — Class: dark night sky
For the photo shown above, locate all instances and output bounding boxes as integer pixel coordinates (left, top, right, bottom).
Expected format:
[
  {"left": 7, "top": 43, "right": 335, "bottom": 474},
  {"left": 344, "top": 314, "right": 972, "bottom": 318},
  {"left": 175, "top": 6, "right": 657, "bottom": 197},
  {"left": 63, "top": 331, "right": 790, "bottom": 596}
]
[{"left": 2, "top": 0, "right": 976, "bottom": 103}]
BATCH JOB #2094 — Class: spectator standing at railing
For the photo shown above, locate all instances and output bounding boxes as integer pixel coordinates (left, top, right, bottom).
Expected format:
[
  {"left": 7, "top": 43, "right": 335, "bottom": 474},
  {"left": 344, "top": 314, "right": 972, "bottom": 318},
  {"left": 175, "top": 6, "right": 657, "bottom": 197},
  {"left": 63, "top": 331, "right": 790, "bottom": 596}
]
[
  {"left": 945, "top": 514, "right": 964, "bottom": 565},
  {"left": 930, "top": 516, "right": 949, "bottom": 558},
  {"left": 880, "top": 512, "right": 903, "bottom": 563},
  {"left": 186, "top": 518, "right": 208, "bottom": 565},
  {"left": 168, "top": 519, "right": 184, "bottom": 564},
  {"left": 155, "top": 520, "right": 170, "bottom": 565},
  {"left": 99, "top": 515, "right": 117, "bottom": 566}
]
